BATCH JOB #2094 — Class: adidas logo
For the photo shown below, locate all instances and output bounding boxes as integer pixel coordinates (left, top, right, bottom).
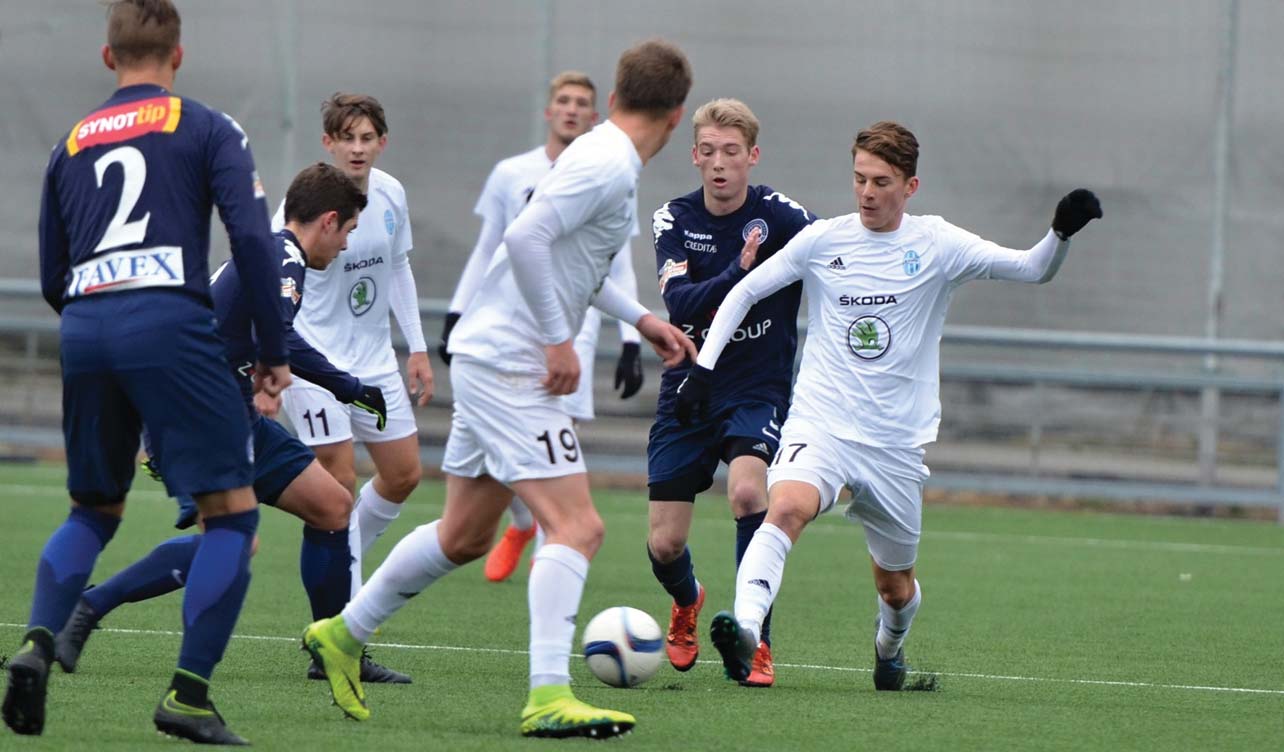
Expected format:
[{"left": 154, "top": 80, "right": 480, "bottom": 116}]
[
  {"left": 828, "top": 257, "right": 845, "bottom": 271},
  {"left": 752, "top": 442, "right": 770, "bottom": 455},
  {"left": 748, "top": 578, "right": 772, "bottom": 594}
]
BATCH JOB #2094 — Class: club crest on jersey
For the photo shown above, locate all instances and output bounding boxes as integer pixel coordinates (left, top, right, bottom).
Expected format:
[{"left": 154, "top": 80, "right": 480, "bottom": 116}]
[
  {"left": 66, "top": 96, "right": 182, "bottom": 156},
  {"left": 384, "top": 209, "right": 395, "bottom": 236},
  {"left": 280, "top": 277, "right": 300, "bottom": 306},
  {"left": 848, "top": 315, "right": 891, "bottom": 361},
  {"left": 349, "top": 276, "right": 376, "bottom": 316},
  {"left": 742, "top": 218, "right": 769, "bottom": 243},
  {"left": 903, "top": 250, "right": 921, "bottom": 276}
]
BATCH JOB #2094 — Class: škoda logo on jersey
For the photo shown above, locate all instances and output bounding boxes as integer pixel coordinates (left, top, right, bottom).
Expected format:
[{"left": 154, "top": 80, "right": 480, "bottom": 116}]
[{"left": 66, "top": 96, "right": 182, "bottom": 156}]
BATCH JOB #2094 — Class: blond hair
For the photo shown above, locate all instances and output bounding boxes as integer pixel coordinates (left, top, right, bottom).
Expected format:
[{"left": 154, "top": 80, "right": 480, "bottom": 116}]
[
  {"left": 548, "top": 71, "right": 596, "bottom": 105},
  {"left": 692, "top": 98, "right": 760, "bottom": 149}
]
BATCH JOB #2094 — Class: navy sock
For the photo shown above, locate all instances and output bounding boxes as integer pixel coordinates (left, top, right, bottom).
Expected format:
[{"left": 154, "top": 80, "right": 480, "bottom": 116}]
[
  {"left": 300, "top": 525, "right": 352, "bottom": 620},
  {"left": 84, "top": 535, "right": 200, "bottom": 618},
  {"left": 649, "top": 544, "right": 699, "bottom": 607},
  {"left": 736, "top": 510, "right": 773, "bottom": 646},
  {"left": 178, "top": 508, "right": 258, "bottom": 681},
  {"left": 28, "top": 506, "right": 120, "bottom": 632}
]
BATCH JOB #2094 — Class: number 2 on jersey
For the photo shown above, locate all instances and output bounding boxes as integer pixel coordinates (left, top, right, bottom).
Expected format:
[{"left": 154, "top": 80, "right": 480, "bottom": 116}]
[{"left": 92, "top": 145, "right": 151, "bottom": 252}]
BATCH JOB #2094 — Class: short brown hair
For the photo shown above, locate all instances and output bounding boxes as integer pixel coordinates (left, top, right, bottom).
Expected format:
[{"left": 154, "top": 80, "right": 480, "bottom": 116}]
[
  {"left": 613, "top": 39, "right": 692, "bottom": 117},
  {"left": 284, "top": 163, "right": 368, "bottom": 226},
  {"left": 852, "top": 121, "right": 919, "bottom": 178},
  {"left": 548, "top": 71, "right": 596, "bottom": 105},
  {"left": 692, "top": 98, "right": 760, "bottom": 149},
  {"left": 321, "top": 93, "right": 388, "bottom": 138},
  {"left": 106, "top": 0, "right": 180, "bottom": 67}
]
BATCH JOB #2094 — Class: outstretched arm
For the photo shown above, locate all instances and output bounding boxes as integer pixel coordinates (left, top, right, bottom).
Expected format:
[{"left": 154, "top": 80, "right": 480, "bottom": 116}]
[{"left": 965, "top": 189, "right": 1103, "bottom": 284}]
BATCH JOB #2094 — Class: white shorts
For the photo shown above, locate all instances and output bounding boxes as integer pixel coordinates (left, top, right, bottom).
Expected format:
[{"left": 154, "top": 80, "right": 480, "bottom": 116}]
[
  {"left": 766, "top": 416, "right": 930, "bottom": 571},
  {"left": 561, "top": 307, "right": 601, "bottom": 422},
  {"left": 442, "top": 357, "right": 587, "bottom": 485},
  {"left": 281, "top": 372, "right": 417, "bottom": 446}
]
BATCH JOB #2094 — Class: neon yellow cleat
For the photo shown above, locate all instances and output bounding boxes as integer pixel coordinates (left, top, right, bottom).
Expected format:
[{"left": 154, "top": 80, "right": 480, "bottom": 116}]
[
  {"left": 301, "top": 616, "right": 369, "bottom": 721},
  {"left": 520, "top": 685, "right": 635, "bottom": 739}
]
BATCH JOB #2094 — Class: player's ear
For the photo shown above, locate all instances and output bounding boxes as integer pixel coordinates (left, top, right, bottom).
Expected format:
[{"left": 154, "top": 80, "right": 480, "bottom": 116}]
[
  {"left": 665, "top": 106, "right": 684, "bottom": 133},
  {"left": 377, "top": 133, "right": 388, "bottom": 149},
  {"left": 102, "top": 44, "right": 116, "bottom": 71},
  {"left": 905, "top": 175, "right": 920, "bottom": 199},
  {"left": 321, "top": 132, "right": 333, "bottom": 150},
  {"left": 171, "top": 44, "right": 183, "bottom": 72},
  {"left": 748, "top": 144, "right": 760, "bottom": 167},
  {"left": 322, "top": 210, "right": 340, "bottom": 233}
]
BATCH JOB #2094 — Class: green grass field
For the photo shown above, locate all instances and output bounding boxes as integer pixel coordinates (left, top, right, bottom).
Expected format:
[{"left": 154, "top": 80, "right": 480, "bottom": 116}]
[{"left": 3, "top": 460, "right": 1283, "bottom": 750}]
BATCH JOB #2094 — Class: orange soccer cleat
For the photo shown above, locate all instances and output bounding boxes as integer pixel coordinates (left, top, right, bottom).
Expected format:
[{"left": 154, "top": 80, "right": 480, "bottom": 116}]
[
  {"left": 740, "top": 641, "right": 774, "bottom": 687},
  {"left": 484, "top": 525, "right": 537, "bottom": 582},
  {"left": 665, "top": 585, "right": 705, "bottom": 671}
]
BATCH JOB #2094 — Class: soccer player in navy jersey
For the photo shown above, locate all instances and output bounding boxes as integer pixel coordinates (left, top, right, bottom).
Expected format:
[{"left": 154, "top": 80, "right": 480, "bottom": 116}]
[
  {"left": 646, "top": 99, "right": 815, "bottom": 688},
  {"left": 52, "top": 164, "right": 403, "bottom": 685},
  {"left": 4, "top": 0, "right": 289, "bottom": 744}
]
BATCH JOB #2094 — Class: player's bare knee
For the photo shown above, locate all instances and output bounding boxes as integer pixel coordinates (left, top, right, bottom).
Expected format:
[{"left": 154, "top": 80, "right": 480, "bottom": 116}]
[
  {"left": 875, "top": 577, "right": 915, "bottom": 609},
  {"left": 647, "top": 532, "right": 687, "bottom": 564},
  {"left": 376, "top": 464, "right": 421, "bottom": 502},
  {"left": 310, "top": 493, "right": 354, "bottom": 531},
  {"left": 766, "top": 500, "right": 811, "bottom": 540},
  {"left": 563, "top": 515, "right": 605, "bottom": 558},
  {"left": 727, "top": 480, "right": 767, "bottom": 518}
]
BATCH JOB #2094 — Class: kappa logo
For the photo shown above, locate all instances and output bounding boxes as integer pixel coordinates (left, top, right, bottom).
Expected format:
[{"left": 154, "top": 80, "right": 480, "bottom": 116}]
[
  {"left": 828, "top": 257, "right": 846, "bottom": 271},
  {"left": 281, "top": 241, "right": 304, "bottom": 267},
  {"left": 349, "top": 276, "right": 376, "bottom": 316}
]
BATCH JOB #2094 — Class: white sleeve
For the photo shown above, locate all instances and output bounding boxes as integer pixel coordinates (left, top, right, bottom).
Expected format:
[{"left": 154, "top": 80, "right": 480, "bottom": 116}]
[
  {"left": 943, "top": 224, "right": 1069, "bottom": 284},
  {"left": 696, "top": 231, "right": 810, "bottom": 369},
  {"left": 389, "top": 253, "right": 426, "bottom": 352},
  {"left": 448, "top": 214, "right": 505, "bottom": 313},
  {"left": 591, "top": 276, "right": 648, "bottom": 327},
  {"left": 270, "top": 199, "right": 285, "bottom": 232},
  {"left": 504, "top": 199, "right": 572, "bottom": 344},
  {"left": 608, "top": 242, "right": 641, "bottom": 344}
]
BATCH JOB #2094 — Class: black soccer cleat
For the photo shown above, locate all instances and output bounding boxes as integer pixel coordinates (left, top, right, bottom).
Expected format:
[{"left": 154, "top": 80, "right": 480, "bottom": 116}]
[
  {"left": 307, "top": 648, "right": 412, "bottom": 684},
  {"left": 54, "top": 597, "right": 102, "bottom": 673},
  {"left": 154, "top": 691, "right": 249, "bottom": 746},
  {"left": 709, "top": 611, "right": 755, "bottom": 682},
  {"left": 873, "top": 618, "right": 909, "bottom": 691},
  {"left": 3, "top": 629, "right": 53, "bottom": 736}
]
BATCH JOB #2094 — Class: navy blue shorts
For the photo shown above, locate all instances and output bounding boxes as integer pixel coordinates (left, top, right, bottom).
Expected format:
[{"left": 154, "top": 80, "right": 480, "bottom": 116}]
[
  {"left": 60, "top": 294, "right": 253, "bottom": 503},
  {"left": 647, "top": 400, "right": 784, "bottom": 495},
  {"left": 247, "top": 416, "right": 316, "bottom": 505}
]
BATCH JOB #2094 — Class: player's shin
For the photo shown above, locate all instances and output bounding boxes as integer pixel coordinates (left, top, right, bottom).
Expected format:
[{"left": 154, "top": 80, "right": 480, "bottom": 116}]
[
  {"left": 876, "top": 579, "right": 921, "bottom": 660},
  {"left": 28, "top": 506, "right": 120, "bottom": 633},
  {"left": 84, "top": 535, "right": 201, "bottom": 617},
  {"left": 341, "top": 520, "right": 456, "bottom": 642},
  {"left": 177, "top": 508, "right": 259, "bottom": 686},
  {"left": 528, "top": 544, "right": 588, "bottom": 689},
  {"left": 733, "top": 523, "right": 793, "bottom": 644},
  {"left": 355, "top": 480, "right": 404, "bottom": 553}
]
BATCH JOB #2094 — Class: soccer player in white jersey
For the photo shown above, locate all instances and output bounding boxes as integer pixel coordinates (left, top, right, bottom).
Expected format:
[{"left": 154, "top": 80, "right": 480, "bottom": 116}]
[
  {"left": 275, "top": 93, "right": 430, "bottom": 684},
  {"left": 440, "top": 71, "right": 646, "bottom": 583},
  {"left": 675, "top": 121, "right": 1102, "bottom": 688},
  {"left": 303, "top": 40, "right": 695, "bottom": 738}
]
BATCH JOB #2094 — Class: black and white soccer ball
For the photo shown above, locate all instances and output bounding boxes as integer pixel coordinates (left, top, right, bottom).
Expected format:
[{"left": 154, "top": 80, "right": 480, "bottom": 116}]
[{"left": 581, "top": 606, "right": 663, "bottom": 688}]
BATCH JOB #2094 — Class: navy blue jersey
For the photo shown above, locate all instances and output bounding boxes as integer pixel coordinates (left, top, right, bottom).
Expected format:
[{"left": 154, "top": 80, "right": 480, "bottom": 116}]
[
  {"left": 38, "top": 83, "right": 286, "bottom": 364},
  {"left": 211, "top": 230, "right": 361, "bottom": 413},
  {"left": 652, "top": 184, "right": 815, "bottom": 412}
]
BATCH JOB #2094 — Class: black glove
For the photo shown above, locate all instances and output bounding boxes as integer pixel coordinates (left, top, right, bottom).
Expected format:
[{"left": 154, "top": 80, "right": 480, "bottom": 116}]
[
  {"left": 674, "top": 364, "right": 714, "bottom": 426},
  {"left": 352, "top": 384, "right": 388, "bottom": 431},
  {"left": 1052, "top": 188, "right": 1103, "bottom": 240},
  {"left": 614, "top": 343, "right": 644, "bottom": 399},
  {"left": 141, "top": 456, "right": 164, "bottom": 483},
  {"left": 437, "top": 311, "right": 461, "bottom": 366}
]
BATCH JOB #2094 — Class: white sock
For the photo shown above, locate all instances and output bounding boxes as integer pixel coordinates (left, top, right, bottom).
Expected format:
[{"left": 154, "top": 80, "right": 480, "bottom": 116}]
[
  {"left": 342, "top": 520, "right": 457, "bottom": 643},
  {"left": 356, "top": 480, "right": 403, "bottom": 554},
  {"left": 528, "top": 544, "right": 588, "bottom": 689},
  {"left": 508, "top": 497, "right": 534, "bottom": 532},
  {"left": 734, "top": 523, "right": 792, "bottom": 645},
  {"left": 348, "top": 510, "right": 363, "bottom": 598},
  {"left": 876, "top": 579, "right": 921, "bottom": 660}
]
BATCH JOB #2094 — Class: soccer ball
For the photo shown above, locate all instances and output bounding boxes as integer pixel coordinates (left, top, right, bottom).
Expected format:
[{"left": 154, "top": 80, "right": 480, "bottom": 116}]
[{"left": 581, "top": 606, "right": 663, "bottom": 688}]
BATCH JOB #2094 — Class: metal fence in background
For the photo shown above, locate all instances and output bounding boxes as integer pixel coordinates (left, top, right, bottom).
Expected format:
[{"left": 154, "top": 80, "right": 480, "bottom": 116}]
[{"left": 2, "top": 280, "right": 1281, "bottom": 522}]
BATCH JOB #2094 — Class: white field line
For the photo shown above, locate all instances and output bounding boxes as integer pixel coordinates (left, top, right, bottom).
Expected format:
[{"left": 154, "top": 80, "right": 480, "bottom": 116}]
[
  {"left": 2, "top": 622, "right": 1281, "bottom": 696},
  {"left": 4, "top": 482, "right": 1282, "bottom": 558}
]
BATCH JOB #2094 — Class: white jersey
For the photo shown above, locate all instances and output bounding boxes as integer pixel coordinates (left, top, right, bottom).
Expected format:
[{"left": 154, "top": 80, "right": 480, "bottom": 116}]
[
  {"left": 697, "top": 212, "right": 1067, "bottom": 448},
  {"left": 449, "top": 121, "right": 642, "bottom": 374},
  {"left": 272, "top": 167, "right": 413, "bottom": 378}
]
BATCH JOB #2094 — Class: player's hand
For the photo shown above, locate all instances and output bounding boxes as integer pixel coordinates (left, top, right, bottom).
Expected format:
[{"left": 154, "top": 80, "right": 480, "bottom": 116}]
[
  {"left": 636, "top": 313, "right": 697, "bottom": 368},
  {"left": 614, "top": 342, "right": 644, "bottom": 399},
  {"left": 437, "top": 311, "right": 461, "bottom": 366},
  {"left": 542, "top": 340, "right": 581, "bottom": 396},
  {"left": 1052, "top": 188, "right": 1103, "bottom": 240},
  {"left": 352, "top": 384, "right": 389, "bottom": 431},
  {"left": 406, "top": 351, "right": 434, "bottom": 406},
  {"left": 674, "top": 364, "right": 714, "bottom": 426},
  {"left": 254, "top": 362, "right": 292, "bottom": 397},
  {"left": 254, "top": 390, "right": 282, "bottom": 419},
  {"left": 738, "top": 227, "right": 763, "bottom": 270}
]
